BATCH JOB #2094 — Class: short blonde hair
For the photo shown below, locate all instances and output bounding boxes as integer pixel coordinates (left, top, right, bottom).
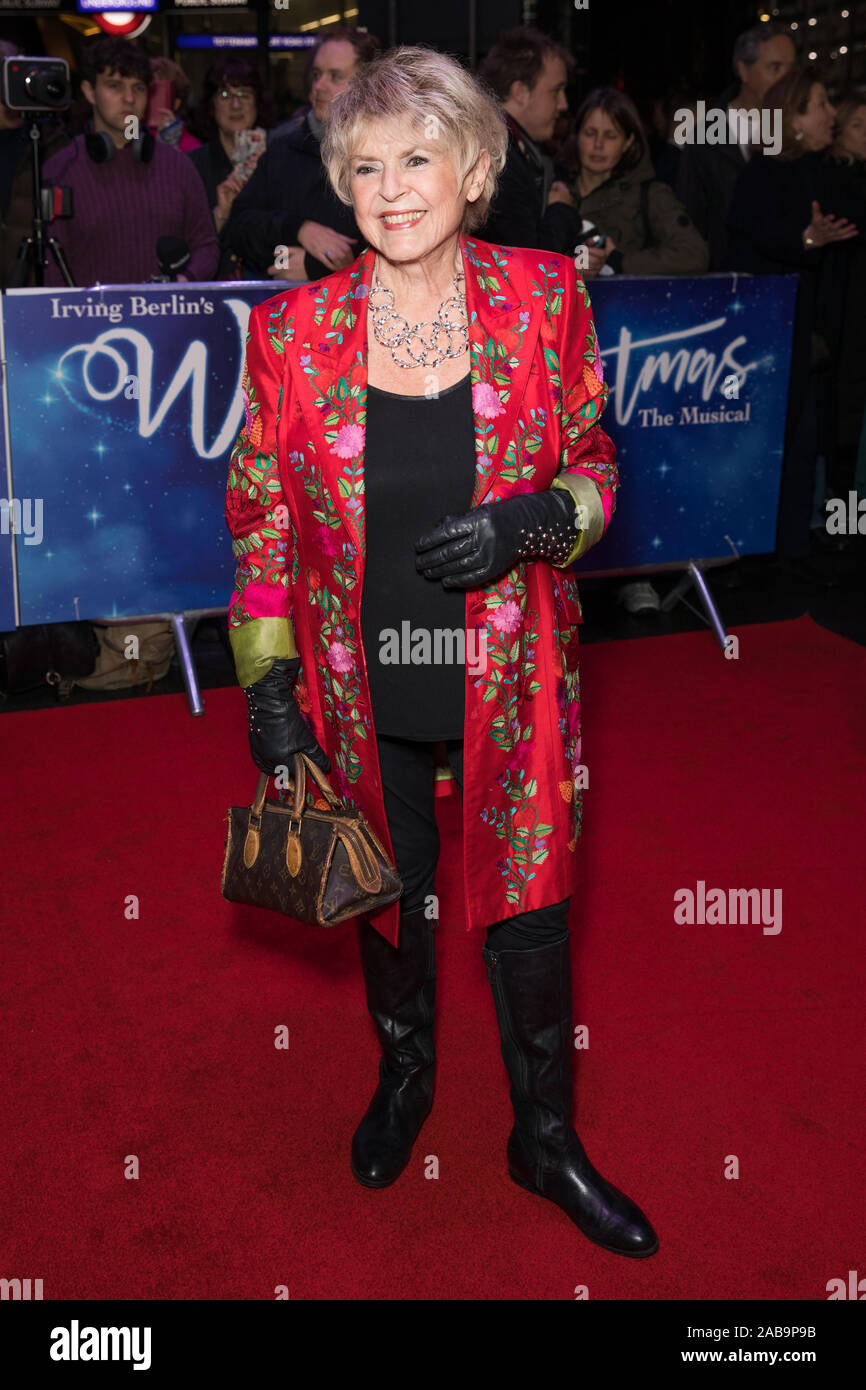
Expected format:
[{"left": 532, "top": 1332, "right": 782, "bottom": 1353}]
[{"left": 322, "top": 45, "right": 508, "bottom": 232}]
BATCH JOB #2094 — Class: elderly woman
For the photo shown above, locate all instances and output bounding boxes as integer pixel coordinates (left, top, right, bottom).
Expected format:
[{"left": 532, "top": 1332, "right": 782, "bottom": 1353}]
[{"left": 225, "top": 47, "right": 658, "bottom": 1260}]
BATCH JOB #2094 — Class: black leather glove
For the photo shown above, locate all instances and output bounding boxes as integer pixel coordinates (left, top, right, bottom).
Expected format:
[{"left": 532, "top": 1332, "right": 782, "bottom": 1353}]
[
  {"left": 244, "top": 657, "right": 331, "bottom": 776},
  {"left": 414, "top": 487, "right": 579, "bottom": 589}
]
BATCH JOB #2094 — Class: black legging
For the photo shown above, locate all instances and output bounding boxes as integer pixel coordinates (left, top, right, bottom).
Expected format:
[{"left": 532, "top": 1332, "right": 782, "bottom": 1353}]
[{"left": 375, "top": 733, "right": 569, "bottom": 951}]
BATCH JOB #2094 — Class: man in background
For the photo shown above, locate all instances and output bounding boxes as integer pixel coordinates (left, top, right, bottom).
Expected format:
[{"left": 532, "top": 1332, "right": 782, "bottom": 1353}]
[
  {"left": 476, "top": 26, "right": 579, "bottom": 253},
  {"left": 675, "top": 22, "right": 796, "bottom": 269},
  {"left": 41, "top": 35, "right": 218, "bottom": 286},
  {"left": 224, "top": 27, "right": 380, "bottom": 283}
]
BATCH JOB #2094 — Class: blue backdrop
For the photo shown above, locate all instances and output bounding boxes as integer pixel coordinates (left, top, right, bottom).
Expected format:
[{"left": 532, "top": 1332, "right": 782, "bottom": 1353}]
[
  {"left": 0, "top": 336, "right": 16, "bottom": 630},
  {"left": 0, "top": 273, "right": 795, "bottom": 625},
  {"left": 578, "top": 272, "right": 796, "bottom": 572},
  {"left": 3, "top": 282, "right": 278, "bottom": 625}
]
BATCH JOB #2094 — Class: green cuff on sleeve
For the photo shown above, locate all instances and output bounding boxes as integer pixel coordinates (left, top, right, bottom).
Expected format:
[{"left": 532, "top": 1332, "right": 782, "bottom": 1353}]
[
  {"left": 229, "top": 617, "right": 297, "bottom": 689},
  {"left": 550, "top": 474, "right": 606, "bottom": 565}
]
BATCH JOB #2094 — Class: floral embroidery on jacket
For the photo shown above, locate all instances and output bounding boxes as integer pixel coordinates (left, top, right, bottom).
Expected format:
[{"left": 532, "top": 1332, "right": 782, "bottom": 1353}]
[
  {"left": 224, "top": 239, "right": 620, "bottom": 942},
  {"left": 476, "top": 568, "right": 553, "bottom": 907},
  {"left": 301, "top": 350, "right": 368, "bottom": 557},
  {"left": 226, "top": 367, "right": 289, "bottom": 627},
  {"left": 287, "top": 447, "right": 366, "bottom": 800}
]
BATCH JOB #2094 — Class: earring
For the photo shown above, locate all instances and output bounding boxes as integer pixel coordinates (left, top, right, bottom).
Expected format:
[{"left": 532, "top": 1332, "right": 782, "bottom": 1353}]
[{"left": 795, "top": 129, "right": 804, "bottom": 141}]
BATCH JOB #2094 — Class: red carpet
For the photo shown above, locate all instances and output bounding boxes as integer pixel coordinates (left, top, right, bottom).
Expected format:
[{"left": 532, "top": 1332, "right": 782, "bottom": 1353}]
[{"left": 1, "top": 614, "right": 864, "bottom": 1300}]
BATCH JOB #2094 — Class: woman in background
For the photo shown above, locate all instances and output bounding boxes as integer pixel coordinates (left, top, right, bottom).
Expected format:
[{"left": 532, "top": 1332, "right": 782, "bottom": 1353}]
[
  {"left": 728, "top": 67, "right": 861, "bottom": 572},
  {"left": 562, "top": 87, "right": 708, "bottom": 280},
  {"left": 187, "top": 58, "right": 276, "bottom": 277},
  {"left": 830, "top": 92, "right": 866, "bottom": 173},
  {"left": 826, "top": 94, "right": 866, "bottom": 509},
  {"left": 562, "top": 87, "right": 708, "bottom": 616}
]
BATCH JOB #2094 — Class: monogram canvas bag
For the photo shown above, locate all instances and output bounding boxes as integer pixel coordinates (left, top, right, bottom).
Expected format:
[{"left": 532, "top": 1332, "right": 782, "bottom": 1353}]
[{"left": 222, "top": 751, "right": 403, "bottom": 926}]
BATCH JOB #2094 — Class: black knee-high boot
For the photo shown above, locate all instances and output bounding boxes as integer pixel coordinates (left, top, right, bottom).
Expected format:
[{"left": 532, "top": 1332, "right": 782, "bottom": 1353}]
[
  {"left": 482, "top": 936, "right": 659, "bottom": 1258},
  {"left": 351, "top": 905, "right": 436, "bottom": 1188}
]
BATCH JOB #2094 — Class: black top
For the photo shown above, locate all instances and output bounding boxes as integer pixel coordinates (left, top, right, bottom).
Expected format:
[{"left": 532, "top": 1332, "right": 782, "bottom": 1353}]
[
  {"left": 223, "top": 111, "right": 363, "bottom": 280},
  {"left": 477, "top": 116, "right": 580, "bottom": 254},
  {"left": 674, "top": 140, "right": 746, "bottom": 271},
  {"left": 727, "top": 150, "right": 866, "bottom": 414},
  {"left": 361, "top": 372, "right": 475, "bottom": 740},
  {"left": 187, "top": 137, "right": 232, "bottom": 213},
  {"left": 186, "top": 139, "right": 237, "bottom": 279}
]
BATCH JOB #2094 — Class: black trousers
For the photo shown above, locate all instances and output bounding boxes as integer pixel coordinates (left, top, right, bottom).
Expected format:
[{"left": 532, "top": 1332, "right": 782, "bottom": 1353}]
[{"left": 375, "top": 733, "right": 570, "bottom": 951}]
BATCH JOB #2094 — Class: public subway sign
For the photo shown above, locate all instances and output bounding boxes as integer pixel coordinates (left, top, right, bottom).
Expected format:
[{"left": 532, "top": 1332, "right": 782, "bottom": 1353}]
[
  {"left": 0, "top": 274, "right": 795, "bottom": 625},
  {"left": 76, "top": 1, "right": 157, "bottom": 10}
]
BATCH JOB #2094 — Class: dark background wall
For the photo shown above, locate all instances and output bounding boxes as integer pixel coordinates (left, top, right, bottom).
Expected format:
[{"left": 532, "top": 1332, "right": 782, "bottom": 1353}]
[{"left": 356, "top": 0, "right": 759, "bottom": 110}]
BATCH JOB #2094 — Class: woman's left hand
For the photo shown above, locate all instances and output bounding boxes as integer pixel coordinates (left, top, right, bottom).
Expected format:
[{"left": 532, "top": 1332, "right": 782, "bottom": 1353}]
[
  {"left": 415, "top": 491, "right": 578, "bottom": 589},
  {"left": 416, "top": 503, "right": 518, "bottom": 588}
]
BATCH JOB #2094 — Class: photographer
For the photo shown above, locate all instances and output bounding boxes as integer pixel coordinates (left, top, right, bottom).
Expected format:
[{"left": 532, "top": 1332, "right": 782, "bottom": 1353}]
[{"left": 40, "top": 36, "right": 218, "bottom": 287}]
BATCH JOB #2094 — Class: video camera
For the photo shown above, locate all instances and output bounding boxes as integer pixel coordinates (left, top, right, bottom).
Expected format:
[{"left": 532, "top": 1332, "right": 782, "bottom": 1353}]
[{"left": 1, "top": 54, "right": 71, "bottom": 112}]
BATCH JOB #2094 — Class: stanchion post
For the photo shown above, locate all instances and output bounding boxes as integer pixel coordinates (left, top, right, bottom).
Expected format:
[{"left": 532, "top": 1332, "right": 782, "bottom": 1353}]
[{"left": 170, "top": 612, "right": 204, "bottom": 716}]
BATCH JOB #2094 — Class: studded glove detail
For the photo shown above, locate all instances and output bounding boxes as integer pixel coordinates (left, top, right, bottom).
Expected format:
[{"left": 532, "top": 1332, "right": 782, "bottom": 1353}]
[
  {"left": 414, "top": 487, "right": 580, "bottom": 589},
  {"left": 244, "top": 657, "right": 331, "bottom": 776}
]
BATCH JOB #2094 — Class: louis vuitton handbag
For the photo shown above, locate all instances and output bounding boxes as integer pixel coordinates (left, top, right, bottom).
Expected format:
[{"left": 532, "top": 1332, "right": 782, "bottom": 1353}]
[{"left": 221, "top": 751, "right": 403, "bottom": 925}]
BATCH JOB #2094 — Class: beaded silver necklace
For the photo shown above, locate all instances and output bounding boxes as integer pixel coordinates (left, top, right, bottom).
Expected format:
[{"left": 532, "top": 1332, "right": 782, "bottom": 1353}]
[{"left": 368, "top": 258, "right": 469, "bottom": 369}]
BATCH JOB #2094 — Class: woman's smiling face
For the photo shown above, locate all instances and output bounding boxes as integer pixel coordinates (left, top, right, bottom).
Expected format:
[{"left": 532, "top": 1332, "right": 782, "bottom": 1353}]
[{"left": 348, "top": 117, "right": 488, "bottom": 265}]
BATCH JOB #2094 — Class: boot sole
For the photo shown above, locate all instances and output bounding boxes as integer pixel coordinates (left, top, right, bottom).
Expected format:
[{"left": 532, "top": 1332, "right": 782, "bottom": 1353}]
[
  {"left": 508, "top": 1167, "right": 660, "bottom": 1258},
  {"left": 350, "top": 1159, "right": 409, "bottom": 1189},
  {"left": 350, "top": 1097, "right": 434, "bottom": 1189}
]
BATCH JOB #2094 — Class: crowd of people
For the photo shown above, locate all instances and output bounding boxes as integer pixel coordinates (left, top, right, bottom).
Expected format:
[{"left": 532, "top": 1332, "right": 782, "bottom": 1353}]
[{"left": 0, "top": 23, "right": 863, "bottom": 588}]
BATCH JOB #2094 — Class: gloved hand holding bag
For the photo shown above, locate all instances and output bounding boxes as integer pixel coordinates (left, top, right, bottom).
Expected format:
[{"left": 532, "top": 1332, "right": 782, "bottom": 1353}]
[{"left": 244, "top": 656, "right": 331, "bottom": 776}]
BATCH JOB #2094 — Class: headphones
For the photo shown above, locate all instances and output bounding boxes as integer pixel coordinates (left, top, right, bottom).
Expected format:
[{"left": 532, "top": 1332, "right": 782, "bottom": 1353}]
[{"left": 84, "top": 124, "right": 155, "bottom": 164}]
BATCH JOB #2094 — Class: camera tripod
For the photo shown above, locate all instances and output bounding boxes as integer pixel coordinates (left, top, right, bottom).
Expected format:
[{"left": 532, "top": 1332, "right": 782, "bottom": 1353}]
[{"left": 10, "top": 114, "right": 74, "bottom": 289}]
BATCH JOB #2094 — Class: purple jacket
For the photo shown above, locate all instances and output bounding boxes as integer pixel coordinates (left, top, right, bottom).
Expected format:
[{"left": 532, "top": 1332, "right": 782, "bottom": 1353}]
[{"left": 41, "top": 133, "right": 219, "bottom": 286}]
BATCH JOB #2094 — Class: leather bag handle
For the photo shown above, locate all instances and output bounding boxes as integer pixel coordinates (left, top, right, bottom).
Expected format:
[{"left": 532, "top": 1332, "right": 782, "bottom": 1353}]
[{"left": 250, "top": 752, "right": 343, "bottom": 822}]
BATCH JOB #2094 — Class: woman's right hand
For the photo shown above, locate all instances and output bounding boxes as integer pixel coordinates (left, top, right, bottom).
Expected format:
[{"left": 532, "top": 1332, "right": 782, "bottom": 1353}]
[
  {"left": 297, "top": 220, "right": 357, "bottom": 269},
  {"left": 244, "top": 658, "right": 331, "bottom": 775},
  {"left": 215, "top": 171, "right": 244, "bottom": 228},
  {"left": 584, "top": 235, "right": 616, "bottom": 277},
  {"left": 802, "top": 200, "right": 858, "bottom": 249}
]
